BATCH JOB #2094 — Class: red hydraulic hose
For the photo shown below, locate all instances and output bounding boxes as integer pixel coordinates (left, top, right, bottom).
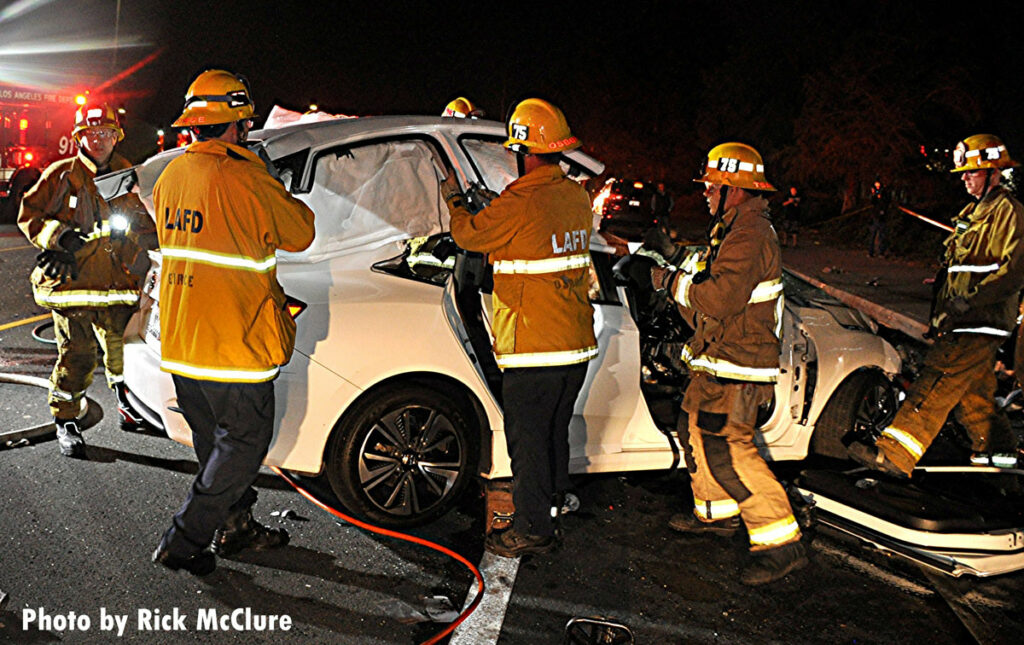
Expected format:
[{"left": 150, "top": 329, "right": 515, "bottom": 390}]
[{"left": 270, "top": 466, "right": 485, "bottom": 644}]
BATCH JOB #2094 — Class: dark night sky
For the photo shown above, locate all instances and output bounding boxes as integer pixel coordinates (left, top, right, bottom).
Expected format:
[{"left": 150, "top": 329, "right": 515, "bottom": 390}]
[{"left": 4, "top": 0, "right": 1024, "bottom": 178}]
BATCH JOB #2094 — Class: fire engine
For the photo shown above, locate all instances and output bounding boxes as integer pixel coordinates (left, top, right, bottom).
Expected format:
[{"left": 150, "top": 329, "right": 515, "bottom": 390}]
[{"left": 0, "top": 83, "right": 81, "bottom": 222}]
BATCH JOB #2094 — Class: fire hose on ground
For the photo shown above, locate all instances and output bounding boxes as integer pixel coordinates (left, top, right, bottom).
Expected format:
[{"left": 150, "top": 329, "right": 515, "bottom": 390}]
[{"left": 0, "top": 354, "right": 485, "bottom": 644}]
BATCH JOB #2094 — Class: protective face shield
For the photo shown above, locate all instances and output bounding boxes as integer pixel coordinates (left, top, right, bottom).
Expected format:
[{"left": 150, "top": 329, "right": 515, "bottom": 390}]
[{"left": 173, "top": 69, "right": 256, "bottom": 127}]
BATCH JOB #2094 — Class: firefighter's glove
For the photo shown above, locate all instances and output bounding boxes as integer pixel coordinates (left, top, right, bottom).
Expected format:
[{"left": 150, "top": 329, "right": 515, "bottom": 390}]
[
  {"left": 125, "top": 249, "right": 152, "bottom": 279},
  {"left": 440, "top": 172, "right": 463, "bottom": 203},
  {"left": 431, "top": 235, "right": 457, "bottom": 260},
  {"left": 35, "top": 250, "right": 79, "bottom": 283},
  {"left": 650, "top": 265, "right": 677, "bottom": 293},
  {"left": 643, "top": 225, "right": 676, "bottom": 260},
  {"left": 57, "top": 228, "right": 87, "bottom": 253},
  {"left": 678, "top": 250, "right": 704, "bottom": 275},
  {"left": 466, "top": 183, "right": 499, "bottom": 204},
  {"left": 948, "top": 296, "right": 970, "bottom": 316}
]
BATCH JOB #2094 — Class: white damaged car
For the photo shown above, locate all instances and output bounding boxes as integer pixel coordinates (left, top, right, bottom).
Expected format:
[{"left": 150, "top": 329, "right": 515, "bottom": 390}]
[{"left": 102, "top": 115, "right": 902, "bottom": 527}]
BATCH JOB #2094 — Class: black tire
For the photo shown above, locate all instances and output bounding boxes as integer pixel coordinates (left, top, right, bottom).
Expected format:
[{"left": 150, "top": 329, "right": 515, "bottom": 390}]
[
  {"left": 811, "top": 371, "right": 897, "bottom": 459},
  {"left": 325, "top": 384, "right": 478, "bottom": 528}
]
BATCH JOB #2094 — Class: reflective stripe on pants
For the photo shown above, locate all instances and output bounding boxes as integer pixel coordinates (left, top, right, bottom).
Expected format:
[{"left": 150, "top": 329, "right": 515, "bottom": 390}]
[
  {"left": 49, "top": 305, "right": 135, "bottom": 419},
  {"left": 683, "top": 374, "right": 800, "bottom": 550},
  {"left": 877, "top": 334, "right": 1014, "bottom": 474}
]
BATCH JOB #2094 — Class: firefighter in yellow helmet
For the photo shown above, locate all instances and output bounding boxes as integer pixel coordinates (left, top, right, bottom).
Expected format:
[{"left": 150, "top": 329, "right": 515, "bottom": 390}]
[
  {"left": 441, "top": 96, "right": 483, "bottom": 118},
  {"left": 651, "top": 142, "right": 807, "bottom": 585},
  {"left": 850, "top": 135, "right": 1024, "bottom": 474},
  {"left": 151, "top": 69, "right": 315, "bottom": 575},
  {"left": 439, "top": 98, "right": 595, "bottom": 556},
  {"left": 18, "top": 99, "right": 155, "bottom": 457}
]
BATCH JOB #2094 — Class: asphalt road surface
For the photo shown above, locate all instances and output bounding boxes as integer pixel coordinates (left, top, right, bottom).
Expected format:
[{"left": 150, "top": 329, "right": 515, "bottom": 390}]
[{"left": 2, "top": 226, "right": 1023, "bottom": 644}]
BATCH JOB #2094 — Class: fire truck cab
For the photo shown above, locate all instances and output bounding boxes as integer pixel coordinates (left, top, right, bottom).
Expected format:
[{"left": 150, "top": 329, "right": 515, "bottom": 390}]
[{"left": 0, "top": 84, "right": 79, "bottom": 223}]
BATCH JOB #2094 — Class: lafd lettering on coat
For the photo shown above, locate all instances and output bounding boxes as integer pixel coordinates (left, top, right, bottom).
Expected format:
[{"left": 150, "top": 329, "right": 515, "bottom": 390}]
[
  {"left": 163, "top": 207, "right": 204, "bottom": 233},
  {"left": 550, "top": 229, "right": 589, "bottom": 254}
]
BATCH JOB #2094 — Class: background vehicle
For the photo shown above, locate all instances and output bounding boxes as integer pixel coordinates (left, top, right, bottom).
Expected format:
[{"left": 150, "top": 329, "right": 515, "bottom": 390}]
[
  {"left": 105, "top": 115, "right": 901, "bottom": 528},
  {"left": 593, "top": 178, "right": 659, "bottom": 240},
  {"left": 0, "top": 84, "right": 80, "bottom": 222}
]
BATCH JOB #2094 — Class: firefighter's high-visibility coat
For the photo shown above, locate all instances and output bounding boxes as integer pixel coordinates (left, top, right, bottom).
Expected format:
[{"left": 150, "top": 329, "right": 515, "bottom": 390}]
[
  {"left": 932, "top": 185, "right": 1024, "bottom": 337},
  {"left": 877, "top": 186, "right": 1024, "bottom": 474},
  {"left": 447, "top": 164, "right": 597, "bottom": 369},
  {"left": 18, "top": 151, "right": 152, "bottom": 310},
  {"left": 153, "top": 140, "right": 315, "bottom": 383},
  {"left": 670, "top": 196, "right": 800, "bottom": 551},
  {"left": 671, "top": 196, "right": 784, "bottom": 383},
  {"left": 19, "top": 150, "right": 154, "bottom": 419}
]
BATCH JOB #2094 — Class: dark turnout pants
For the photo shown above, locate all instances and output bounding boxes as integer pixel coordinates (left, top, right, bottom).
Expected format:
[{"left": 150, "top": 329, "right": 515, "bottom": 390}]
[
  {"left": 877, "top": 333, "right": 1015, "bottom": 474},
  {"left": 502, "top": 363, "right": 588, "bottom": 537},
  {"left": 160, "top": 375, "right": 275, "bottom": 557}
]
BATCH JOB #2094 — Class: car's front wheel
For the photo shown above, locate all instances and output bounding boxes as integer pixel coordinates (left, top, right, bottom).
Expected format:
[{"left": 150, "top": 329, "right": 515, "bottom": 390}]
[
  {"left": 326, "top": 384, "right": 478, "bottom": 528},
  {"left": 812, "top": 370, "right": 897, "bottom": 460}
]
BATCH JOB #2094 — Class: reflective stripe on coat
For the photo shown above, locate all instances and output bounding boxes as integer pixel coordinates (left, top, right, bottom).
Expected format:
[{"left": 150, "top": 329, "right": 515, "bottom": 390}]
[
  {"left": 447, "top": 164, "right": 596, "bottom": 368},
  {"left": 154, "top": 140, "right": 315, "bottom": 383}
]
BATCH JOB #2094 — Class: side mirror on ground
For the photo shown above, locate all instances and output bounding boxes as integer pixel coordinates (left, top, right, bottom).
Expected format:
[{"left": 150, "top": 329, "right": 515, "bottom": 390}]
[{"left": 564, "top": 616, "right": 634, "bottom": 644}]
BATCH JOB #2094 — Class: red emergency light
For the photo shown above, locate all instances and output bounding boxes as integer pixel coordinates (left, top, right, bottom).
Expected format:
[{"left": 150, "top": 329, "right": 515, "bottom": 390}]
[{"left": 19, "top": 118, "right": 28, "bottom": 130}]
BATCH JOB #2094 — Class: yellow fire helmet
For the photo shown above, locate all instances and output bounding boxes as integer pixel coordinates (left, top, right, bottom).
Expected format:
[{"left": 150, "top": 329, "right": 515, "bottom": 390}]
[
  {"left": 504, "top": 98, "right": 581, "bottom": 155},
  {"left": 951, "top": 134, "right": 1020, "bottom": 173},
  {"left": 695, "top": 142, "right": 776, "bottom": 192},
  {"left": 173, "top": 69, "right": 256, "bottom": 127},
  {"left": 442, "top": 97, "right": 483, "bottom": 118},
  {"left": 73, "top": 101, "right": 124, "bottom": 142}
]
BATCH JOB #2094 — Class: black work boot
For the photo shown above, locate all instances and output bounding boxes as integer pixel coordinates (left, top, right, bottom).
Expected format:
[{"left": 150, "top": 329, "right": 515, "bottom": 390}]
[
  {"left": 668, "top": 513, "right": 741, "bottom": 536},
  {"left": 485, "top": 528, "right": 555, "bottom": 558},
  {"left": 54, "top": 418, "right": 86, "bottom": 458},
  {"left": 212, "top": 509, "right": 289, "bottom": 557},
  {"left": 847, "top": 441, "right": 907, "bottom": 478},
  {"left": 152, "top": 538, "right": 216, "bottom": 576},
  {"left": 742, "top": 541, "right": 809, "bottom": 586}
]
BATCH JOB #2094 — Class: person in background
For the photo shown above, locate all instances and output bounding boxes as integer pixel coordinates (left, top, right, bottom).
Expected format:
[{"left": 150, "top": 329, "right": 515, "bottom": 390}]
[
  {"left": 868, "top": 179, "right": 889, "bottom": 257},
  {"left": 18, "top": 100, "right": 154, "bottom": 458},
  {"left": 780, "top": 185, "right": 801, "bottom": 247},
  {"left": 651, "top": 181, "right": 674, "bottom": 230}
]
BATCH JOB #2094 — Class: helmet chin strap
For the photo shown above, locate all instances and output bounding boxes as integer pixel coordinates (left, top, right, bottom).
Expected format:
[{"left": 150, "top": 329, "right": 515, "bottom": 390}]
[
  {"left": 706, "top": 184, "right": 729, "bottom": 240},
  {"left": 979, "top": 168, "right": 995, "bottom": 201},
  {"left": 516, "top": 153, "right": 526, "bottom": 178},
  {"left": 714, "top": 185, "right": 730, "bottom": 218}
]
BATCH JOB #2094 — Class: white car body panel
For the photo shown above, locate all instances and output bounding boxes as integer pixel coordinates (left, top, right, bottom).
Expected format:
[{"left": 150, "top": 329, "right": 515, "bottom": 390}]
[{"left": 116, "top": 115, "right": 900, "bottom": 498}]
